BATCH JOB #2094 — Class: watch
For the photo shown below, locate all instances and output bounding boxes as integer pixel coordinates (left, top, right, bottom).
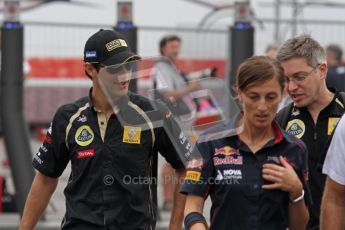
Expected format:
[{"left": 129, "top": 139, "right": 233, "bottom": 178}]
[{"left": 289, "top": 189, "right": 305, "bottom": 204}]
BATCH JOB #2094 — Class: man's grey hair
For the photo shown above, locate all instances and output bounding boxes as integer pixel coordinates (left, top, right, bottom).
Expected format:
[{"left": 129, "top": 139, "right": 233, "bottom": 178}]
[{"left": 277, "top": 34, "right": 326, "bottom": 68}]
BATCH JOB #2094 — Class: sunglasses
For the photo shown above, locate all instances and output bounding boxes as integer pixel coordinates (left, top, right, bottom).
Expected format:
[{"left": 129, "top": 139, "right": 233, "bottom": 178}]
[{"left": 90, "top": 61, "right": 136, "bottom": 75}]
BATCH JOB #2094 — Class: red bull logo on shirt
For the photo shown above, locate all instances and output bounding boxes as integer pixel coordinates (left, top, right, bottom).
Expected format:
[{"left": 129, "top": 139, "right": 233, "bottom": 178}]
[
  {"left": 186, "top": 158, "right": 204, "bottom": 170},
  {"left": 213, "top": 146, "right": 243, "bottom": 165},
  {"left": 214, "top": 146, "right": 239, "bottom": 156}
]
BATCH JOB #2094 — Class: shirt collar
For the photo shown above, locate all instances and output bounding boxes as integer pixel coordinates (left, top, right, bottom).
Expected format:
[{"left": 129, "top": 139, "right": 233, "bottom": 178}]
[
  {"left": 88, "top": 87, "right": 130, "bottom": 114},
  {"left": 233, "top": 112, "right": 284, "bottom": 145}
]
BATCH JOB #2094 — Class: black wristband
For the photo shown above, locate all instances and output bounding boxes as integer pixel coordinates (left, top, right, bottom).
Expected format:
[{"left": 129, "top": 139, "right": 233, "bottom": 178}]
[{"left": 184, "top": 212, "right": 208, "bottom": 230}]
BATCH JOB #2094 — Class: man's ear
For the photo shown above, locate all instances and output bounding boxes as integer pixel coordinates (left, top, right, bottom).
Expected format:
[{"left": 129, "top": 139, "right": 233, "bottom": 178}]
[
  {"left": 319, "top": 63, "right": 328, "bottom": 80},
  {"left": 84, "top": 63, "right": 94, "bottom": 77}
]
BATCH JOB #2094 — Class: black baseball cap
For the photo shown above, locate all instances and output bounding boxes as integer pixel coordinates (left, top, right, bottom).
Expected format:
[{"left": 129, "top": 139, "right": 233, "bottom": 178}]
[{"left": 84, "top": 29, "right": 140, "bottom": 66}]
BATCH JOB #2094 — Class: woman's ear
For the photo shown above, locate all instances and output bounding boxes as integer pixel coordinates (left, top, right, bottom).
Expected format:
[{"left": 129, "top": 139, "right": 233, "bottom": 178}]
[{"left": 236, "top": 88, "right": 242, "bottom": 102}]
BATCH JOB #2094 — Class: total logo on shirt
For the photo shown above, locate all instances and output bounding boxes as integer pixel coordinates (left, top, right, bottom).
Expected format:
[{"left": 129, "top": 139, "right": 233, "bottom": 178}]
[{"left": 77, "top": 149, "right": 95, "bottom": 159}]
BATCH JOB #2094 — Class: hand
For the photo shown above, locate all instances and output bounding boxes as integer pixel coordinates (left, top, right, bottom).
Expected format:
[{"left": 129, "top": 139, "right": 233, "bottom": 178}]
[
  {"left": 187, "top": 80, "right": 201, "bottom": 92},
  {"left": 262, "top": 156, "right": 303, "bottom": 198},
  {"left": 210, "top": 67, "right": 217, "bottom": 77}
]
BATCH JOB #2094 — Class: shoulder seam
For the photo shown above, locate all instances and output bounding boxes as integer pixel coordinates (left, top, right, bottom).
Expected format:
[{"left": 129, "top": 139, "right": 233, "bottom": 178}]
[
  {"left": 65, "top": 102, "right": 90, "bottom": 150},
  {"left": 292, "top": 139, "right": 306, "bottom": 154},
  {"left": 128, "top": 101, "right": 155, "bottom": 146}
]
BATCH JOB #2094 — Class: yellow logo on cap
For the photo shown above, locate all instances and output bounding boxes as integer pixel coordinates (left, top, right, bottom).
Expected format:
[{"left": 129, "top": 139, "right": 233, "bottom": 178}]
[
  {"left": 105, "top": 39, "right": 128, "bottom": 52},
  {"left": 75, "top": 125, "right": 94, "bottom": 146},
  {"left": 123, "top": 126, "right": 141, "bottom": 144},
  {"left": 328, "top": 117, "right": 340, "bottom": 135},
  {"left": 286, "top": 119, "right": 305, "bottom": 139},
  {"left": 185, "top": 171, "right": 201, "bottom": 181}
]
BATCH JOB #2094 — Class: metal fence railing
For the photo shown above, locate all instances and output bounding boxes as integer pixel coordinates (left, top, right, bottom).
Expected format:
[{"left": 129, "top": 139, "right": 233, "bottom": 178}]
[
  {"left": 23, "top": 22, "right": 229, "bottom": 59},
  {"left": 23, "top": 19, "right": 345, "bottom": 62},
  {"left": 22, "top": 22, "right": 228, "bottom": 125},
  {"left": 256, "top": 18, "right": 345, "bottom": 54},
  {"left": 21, "top": 19, "right": 345, "bottom": 125}
]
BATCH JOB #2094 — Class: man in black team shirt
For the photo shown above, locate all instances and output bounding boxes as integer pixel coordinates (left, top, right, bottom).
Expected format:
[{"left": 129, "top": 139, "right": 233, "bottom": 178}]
[
  {"left": 19, "top": 29, "right": 189, "bottom": 230},
  {"left": 276, "top": 34, "right": 345, "bottom": 230}
]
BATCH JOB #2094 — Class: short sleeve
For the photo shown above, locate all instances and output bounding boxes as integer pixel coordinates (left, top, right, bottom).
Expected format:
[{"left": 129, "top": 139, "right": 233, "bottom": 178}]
[
  {"left": 323, "top": 116, "right": 345, "bottom": 185},
  {"left": 32, "top": 106, "right": 70, "bottom": 178},
  {"left": 180, "top": 141, "right": 214, "bottom": 198},
  {"left": 155, "top": 105, "right": 190, "bottom": 170},
  {"left": 153, "top": 62, "right": 176, "bottom": 90}
]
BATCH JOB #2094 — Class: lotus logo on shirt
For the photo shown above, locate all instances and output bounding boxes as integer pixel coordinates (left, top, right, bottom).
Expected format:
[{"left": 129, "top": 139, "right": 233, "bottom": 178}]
[
  {"left": 213, "top": 146, "right": 243, "bottom": 165},
  {"left": 286, "top": 119, "right": 305, "bottom": 139},
  {"left": 75, "top": 125, "right": 94, "bottom": 146}
]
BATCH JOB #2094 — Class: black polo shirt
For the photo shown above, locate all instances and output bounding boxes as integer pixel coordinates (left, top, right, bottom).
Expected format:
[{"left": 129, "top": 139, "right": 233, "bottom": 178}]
[
  {"left": 33, "top": 90, "right": 189, "bottom": 230},
  {"left": 276, "top": 90, "right": 345, "bottom": 229},
  {"left": 181, "top": 120, "right": 310, "bottom": 230}
]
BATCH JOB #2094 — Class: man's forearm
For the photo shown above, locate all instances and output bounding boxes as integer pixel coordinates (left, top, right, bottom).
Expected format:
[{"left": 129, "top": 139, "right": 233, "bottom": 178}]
[
  {"left": 288, "top": 200, "right": 309, "bottom": 230},
  {"left": 169, "top": 169, "right": 186, "bottom": 230},
  {"left": 321, "top": 201, "right": 345, "bottom": 230},
  {"left": 321, "top": 178, "right": 345, "bottom": 230},
  {"left": 20, "top": 173, "right": 58, "bottom": 230}
]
